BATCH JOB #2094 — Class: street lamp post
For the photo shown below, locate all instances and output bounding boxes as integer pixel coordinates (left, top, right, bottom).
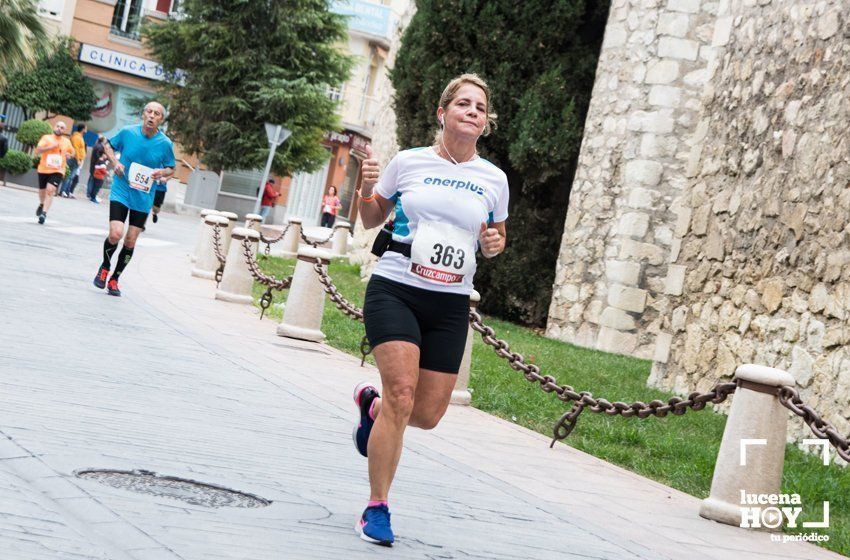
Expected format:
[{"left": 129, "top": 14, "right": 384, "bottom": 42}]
[{"left": 253, "top": 123, "right": 292, "bottom": 216}]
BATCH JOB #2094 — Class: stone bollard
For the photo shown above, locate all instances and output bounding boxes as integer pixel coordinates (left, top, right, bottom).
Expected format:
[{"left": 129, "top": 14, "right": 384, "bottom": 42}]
[
  {"left": 192, "top": 209, "right": 221, "bottom": 263},
  {"left": 699, "top": 364, "right": 796, "bottom": 530},
  {"left": 332, "top": 222, "right": 351, "bottom": 256},
  {"left": 281, "top": 218, "right": 302, "bottom": 257},
  {"left": 276, "top": 246, "right": 333, "bottom": 342},
  {"left": 451, "top": 290, "right": 480, "bottom": 405},
  {"left": 215, "top": 227, "right": 260, "bottom": 304},
  {"left": 191, "top": 214, "right": 230, "bottom": 280},
  {"left": 244, "top": 213, "right": 263, "bottom": 231},
  {"left": 218, "top": 211, "right": 239, "bottom": 255}
]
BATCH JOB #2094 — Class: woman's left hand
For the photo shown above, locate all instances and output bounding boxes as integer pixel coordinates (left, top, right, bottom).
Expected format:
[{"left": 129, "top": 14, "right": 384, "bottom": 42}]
[{"left": 479, "top": 222, "right": 504, "bottom": 258}]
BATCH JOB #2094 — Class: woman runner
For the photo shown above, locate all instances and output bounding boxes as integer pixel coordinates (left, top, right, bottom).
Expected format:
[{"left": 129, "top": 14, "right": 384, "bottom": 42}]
[{"left": 352, "top": 73, "right": 509, "bottom": 546}]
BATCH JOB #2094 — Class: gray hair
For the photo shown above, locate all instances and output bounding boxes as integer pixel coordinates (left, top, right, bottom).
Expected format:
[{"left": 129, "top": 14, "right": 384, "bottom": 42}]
[{"left": 144, "top": 101, "right": 168, "bottom": 119}]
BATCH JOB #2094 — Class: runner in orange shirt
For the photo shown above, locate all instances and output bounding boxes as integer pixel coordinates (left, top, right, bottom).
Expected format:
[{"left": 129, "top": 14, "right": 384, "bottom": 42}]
[{"left": 34, "top": 121, "right": 74, "bottom": 224}]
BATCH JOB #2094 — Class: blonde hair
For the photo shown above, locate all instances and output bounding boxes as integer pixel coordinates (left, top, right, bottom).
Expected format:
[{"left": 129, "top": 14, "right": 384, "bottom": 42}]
[{"left": 434, "top": 73, "right": 497, "bottom": 144}]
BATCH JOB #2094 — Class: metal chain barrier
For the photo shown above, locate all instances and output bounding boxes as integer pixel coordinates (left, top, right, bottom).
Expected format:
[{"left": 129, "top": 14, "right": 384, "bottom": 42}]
[
  {"left": 260, "top": 223, "right": 291, "bottom": 256},
  {"left": 242, "top": 237, "right": 292, "bottom": 319},
  {"left": 468, "top": 309, "right": 739, "bottom": 445},
  {"left": 303, "top": 264, "right": 850, "bottom": 460},
  {"left": 311, "top": 261, "right": 371, "bottom": 365},
  {"left": 212, "top": 224, "right": 226, "bottom": 285},
  {"left": 779, "top": 385, "right": 850, "bottom": 462},
  {"left": 312, "top": 262, "right": 363, "bottom": 321},
  {"left": 301, "top": 229, "right": 334, "bottom": 248}
]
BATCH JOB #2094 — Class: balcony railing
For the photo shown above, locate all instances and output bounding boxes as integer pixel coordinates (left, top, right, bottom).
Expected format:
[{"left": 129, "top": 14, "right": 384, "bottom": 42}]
[{"left": 338, "top": 90, "right": 381, "bottom": 132}]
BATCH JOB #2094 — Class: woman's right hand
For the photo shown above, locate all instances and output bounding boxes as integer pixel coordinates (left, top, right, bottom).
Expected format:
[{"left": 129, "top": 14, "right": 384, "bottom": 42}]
[{"left": 361, "top": 145, "right": 380, "bottom": 192}]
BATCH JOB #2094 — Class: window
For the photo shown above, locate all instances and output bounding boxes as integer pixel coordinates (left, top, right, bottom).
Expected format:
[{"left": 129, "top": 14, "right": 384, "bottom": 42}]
[
  {"left": 37, "top": 0, "right": 63, "bottom": 20},
  {"left": 326, "top": 84, "right": 345, "bottom": 103},
  {"left": 155, "top": 0, "right": 181, "bottom": 14},
  {"left": 111, "top": 0, "right": 144, "bottom": 41}
]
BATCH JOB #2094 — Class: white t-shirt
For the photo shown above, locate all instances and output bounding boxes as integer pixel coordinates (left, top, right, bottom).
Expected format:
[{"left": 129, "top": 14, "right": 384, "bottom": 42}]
[{"left": 372, "top": 147, "right": 510, "bottom": 295}]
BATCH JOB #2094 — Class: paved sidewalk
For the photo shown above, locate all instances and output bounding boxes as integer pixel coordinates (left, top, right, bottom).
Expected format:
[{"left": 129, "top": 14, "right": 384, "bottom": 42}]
[{"left": 0, "top": 185, "right": 844, "bottom": 559}]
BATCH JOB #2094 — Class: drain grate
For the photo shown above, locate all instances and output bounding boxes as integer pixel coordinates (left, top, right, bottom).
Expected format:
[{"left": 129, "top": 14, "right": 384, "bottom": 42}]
[{"left": 76, "top": 469, "right": 271, "bottom": 509}]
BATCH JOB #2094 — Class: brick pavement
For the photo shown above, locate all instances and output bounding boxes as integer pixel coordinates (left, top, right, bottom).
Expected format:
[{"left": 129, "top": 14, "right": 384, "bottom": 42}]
[{"left": 0, "top": 184, "right": 844, "bottom": 560}]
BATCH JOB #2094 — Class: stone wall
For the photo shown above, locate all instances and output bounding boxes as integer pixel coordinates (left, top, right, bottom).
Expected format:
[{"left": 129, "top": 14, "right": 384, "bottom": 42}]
[
  {"left": 649, "top": 0, "right": 850, "bottom": 443},
  {"left": 545, "top": 0, "right": 718, "bottom": 360},
  {"left": 349, "top": 2, "right": 417, "bottom": 274}
]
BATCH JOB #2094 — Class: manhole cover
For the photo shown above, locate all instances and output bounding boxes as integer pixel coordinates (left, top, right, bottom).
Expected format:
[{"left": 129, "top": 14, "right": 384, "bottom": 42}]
[{"left": 76, "top": 469, "right": 271, "bottom": 508}]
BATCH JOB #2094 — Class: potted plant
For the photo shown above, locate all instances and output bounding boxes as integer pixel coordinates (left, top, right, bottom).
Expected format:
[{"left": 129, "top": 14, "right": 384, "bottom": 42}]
[{"left": 0, "top": 150, "right": 34, "bottom": 186}]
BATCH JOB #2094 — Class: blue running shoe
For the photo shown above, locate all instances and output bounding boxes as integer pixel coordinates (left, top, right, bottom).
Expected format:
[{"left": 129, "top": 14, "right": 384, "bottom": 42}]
[
  {"left": 352, "top": 381, "right": 379, "bottom": 457},
  {"left": 356, "top": 504, "right": 394, "bottom": 546}
]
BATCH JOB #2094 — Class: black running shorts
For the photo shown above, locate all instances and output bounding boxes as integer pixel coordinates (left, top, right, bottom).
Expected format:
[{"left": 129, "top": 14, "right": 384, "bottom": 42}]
[
  {"left": 153, "top": 189, "right": 166, "bottom": 208},
  {"left": 109, "top": 200, "right": 149, "bottom": 229},
  {"left": 37, "top": 172, "right": 63, "bottom": 190},
  {"left": 363, "top": 275, "right": 470, "bottom": 374}
]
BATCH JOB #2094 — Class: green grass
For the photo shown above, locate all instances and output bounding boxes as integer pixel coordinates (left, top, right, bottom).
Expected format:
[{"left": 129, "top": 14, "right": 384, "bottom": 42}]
[
  {"left": 251, "top": 254, "right": 375, "bottom": 365},
  {"left": 254, "top": 256, "right": 850, "bottom": 556}
]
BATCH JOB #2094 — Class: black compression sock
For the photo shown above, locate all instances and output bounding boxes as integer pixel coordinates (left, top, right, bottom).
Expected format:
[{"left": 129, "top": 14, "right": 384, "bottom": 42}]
[
  {"left": 112, "top": 246, "right": 135, "bottom": 278},
  {"left": 102, "top": 238, "right": 118, "bottom": 270}
]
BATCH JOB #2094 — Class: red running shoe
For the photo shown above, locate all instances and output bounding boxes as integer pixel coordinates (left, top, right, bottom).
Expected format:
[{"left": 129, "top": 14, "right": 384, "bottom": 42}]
[
  {"left": 93, "top": 267, "right": 109, "bottom": 289},
  {"left": 106, "top": 278, "right": 121, "bottom": 297}
]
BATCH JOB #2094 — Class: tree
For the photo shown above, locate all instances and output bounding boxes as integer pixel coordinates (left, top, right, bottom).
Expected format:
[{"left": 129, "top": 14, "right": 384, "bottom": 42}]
[
  {"left": 2, "top": 39, "right": 97, "bottom": 120},
  {"left": 15, "top": 118, "right": 52, "bottom": 147},
  {"left": 392, "top": 0, "right": 609, "bottom": 325},
  {"left": 142, "top": 0, "right": 353, "bottom": 176},
  {"left": 0, "top": 0, "right": 49, "bottom": 88}
]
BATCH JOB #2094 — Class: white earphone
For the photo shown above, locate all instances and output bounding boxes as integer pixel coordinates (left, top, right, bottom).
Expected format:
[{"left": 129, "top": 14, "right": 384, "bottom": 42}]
[{"left": 439, "top": 115, "right": 444, "bottom": 126}]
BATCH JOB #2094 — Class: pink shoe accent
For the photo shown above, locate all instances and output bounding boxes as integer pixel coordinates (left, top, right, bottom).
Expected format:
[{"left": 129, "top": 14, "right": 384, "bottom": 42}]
[
  {"left": 353, "top": 381, "right": 376, "bottom": 408},
  {"left": 368, "top": 397, "right": 380, "bottom": 421},
  {"left": 368, "top": 500, "right": 388, "bottom": 508}
]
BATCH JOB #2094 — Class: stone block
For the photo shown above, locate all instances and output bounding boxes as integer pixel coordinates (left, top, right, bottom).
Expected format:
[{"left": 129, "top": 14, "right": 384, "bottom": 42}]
[
  {"left": 605, "top": 24, "right": 628, "bottom": 48},
  {"left": 670, "top": 239, "right": 682, "bottom": 262},
  {"left": 760, "top": 280, "right": 784, "bottom": 313},
  {"left": 624, "top": 160, "right": 664, "bottom": 187},
  {"left": 627, "top": 111, "right": 675, "bottom": 134},
  {"left": 645, "top": 59, "right": 680, "bottom": 84},
  {"left": 817, "top": 9, "right": 840, "bottom": 40},
  {"left": 597, "top": 326, "right": 638, "bottom": 355},
  {"left": 655, "top": 226, "right": 673, "bottom": 246},
  {"left": 667, "top": 0, "right": 700, "bottom": 13},
  {"left": 608, "top": 284, "right": 648, "bottom": 313},
  {"left": 789, "top": 346, "right": 814, "bottom": 387},
  {"left": 808, "top": 283, "right": 828, "bottom": 313},
  {"left": 654, "top": 332, "right": 673, "bottom": 363},
  {"left": 658, "top": 13, "right": 689, "bottom": 37},
  {"left": 558, "top": 284, "right": 580, "bottom": 302},
  {"left": 657, "top": 37, "right": 699, "bottom": 61},
  {"left": 672, "top": 306, "right": 688, "bottom": 332},
  {"left": 664, "top": 265, "right": 687, "bottom": 296},
  {"left": 584, "top": 299, "right": 603, "bottom": 324},
  {"left": 690, "top": 205, "right": 710, "bottom": 236},
  {"left": 617, "top": 212, "right": 650, "bottom": 238},
  {"left": 712, "top": 16, "right": 733, "bottom": 46},
  {"left": 648, "top": 85, "right": 682, "bottom": 107},
  {"left": 599, "top": 306, "right": 636, "bottom": 331},
  {"left": 628, "top": 187, "right": 654, "bottom": 209},
  {"left": 619, "top": 239, "right": 665, "bottom": 265},
  {"left": 674, "top": 206, "right": 692, "bottom": 237},
  {"left": 605, "top": 260, "right": 641, "bottom": 285},
  {"left": 704, "top": 228, "right": 724, "bottom": 261}
]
